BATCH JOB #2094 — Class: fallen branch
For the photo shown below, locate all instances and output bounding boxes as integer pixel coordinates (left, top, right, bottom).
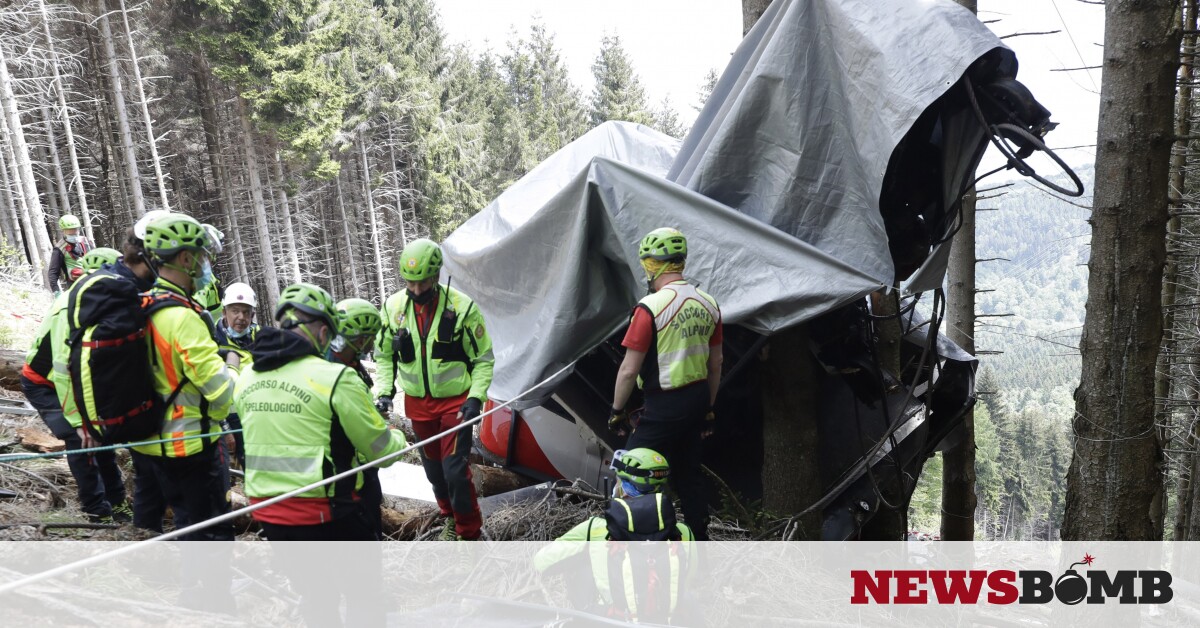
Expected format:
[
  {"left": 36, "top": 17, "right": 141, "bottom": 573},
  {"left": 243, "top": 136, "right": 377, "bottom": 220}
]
[
  {"left": 0, "top": 462, "right": 64, "bottom": 508},
  {"left": 549, "top": 486, "right": 606, "bottom": 501}
]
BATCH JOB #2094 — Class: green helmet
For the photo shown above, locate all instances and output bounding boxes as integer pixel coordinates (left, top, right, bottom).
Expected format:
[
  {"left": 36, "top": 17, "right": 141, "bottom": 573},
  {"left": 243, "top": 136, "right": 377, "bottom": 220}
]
[
  {"left": 275, "top": 282, "right": 338, "bottom": 330},
  {"left": 142, "top": 213, "right": 212, "bottom": 259},
  {"left": 398, "top": 238, "right": 443, "bottom": 282},
  {"left": 80, "top": 247, "right": 121, "bottom": 272},
  {"left": 58, "top": 214, "right": 81, "bottom": 231},
  {"left": 638, "top": 228, "right": 687, "bottom": 262},
  {"left": 611, "top": 447, "right": 670, "bottom": 493},
  {"left": 336, "top": 298, "right": 382, "bottom": 338}
]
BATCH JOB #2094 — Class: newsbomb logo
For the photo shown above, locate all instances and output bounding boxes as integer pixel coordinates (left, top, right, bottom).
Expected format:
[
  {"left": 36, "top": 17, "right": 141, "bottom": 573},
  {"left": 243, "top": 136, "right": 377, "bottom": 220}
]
[{"left": 850, "top": 554, "right": 1173, "bottom": 605}]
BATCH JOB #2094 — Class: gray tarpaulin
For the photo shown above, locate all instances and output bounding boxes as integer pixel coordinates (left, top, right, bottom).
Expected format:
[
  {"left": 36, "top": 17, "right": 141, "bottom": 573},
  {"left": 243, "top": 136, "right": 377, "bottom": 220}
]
[
  {"left": 443, "top": 0, "right": 1006, "bottom": 405},
  {"left": 670, "top": 0, "right": 1005, "bottom": 285}
]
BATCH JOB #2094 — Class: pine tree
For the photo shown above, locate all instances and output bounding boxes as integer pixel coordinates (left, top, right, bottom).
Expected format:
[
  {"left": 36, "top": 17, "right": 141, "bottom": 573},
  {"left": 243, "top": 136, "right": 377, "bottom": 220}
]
[{"left": 588, "top": 35, "right": 653, "bottom": 127}]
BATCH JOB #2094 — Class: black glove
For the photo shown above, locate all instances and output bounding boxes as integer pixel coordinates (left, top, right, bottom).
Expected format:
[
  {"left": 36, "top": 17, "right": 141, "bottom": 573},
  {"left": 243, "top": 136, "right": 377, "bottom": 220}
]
[
  {"left": 608, "top": 407, "right": 630, "bottom": 435},
  {"left": 460, "top": 397, "right": 483, "bottom": 422},
  {"left": 375, "top": 396, "right": 394, "bottom": 416}
]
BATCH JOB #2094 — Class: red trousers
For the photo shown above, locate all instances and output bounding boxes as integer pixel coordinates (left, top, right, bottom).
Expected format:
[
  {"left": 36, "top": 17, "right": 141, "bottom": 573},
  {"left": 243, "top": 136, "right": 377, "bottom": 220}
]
[{"left": 411, "top": 412, "right": 482, "bottom": 539}]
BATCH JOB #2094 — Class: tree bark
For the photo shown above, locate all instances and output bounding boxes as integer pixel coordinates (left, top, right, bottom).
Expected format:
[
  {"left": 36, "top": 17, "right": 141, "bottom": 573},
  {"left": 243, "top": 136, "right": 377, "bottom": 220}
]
[
  {"left": 360, "top": 139, "right": 386, "bottom": 302},
  {"left": 942, "top": 185, "right": 978, "bottom": 540},
  {"left": 192, "top": 59, "right": 247, "bottom": 281},
  {"left": 39, "top": 106, "right": 71, "bottom": 221},
  {"left": 0, "top": 142, "right": 26, "bottom": 257},
  {"left": 334, "top": 171, "right": 360, "bottom": 295},
  {"left": 758, "top": 324, "right": 822, "bottom": 538},
  {"left": 236, "top": 96, "right": 281, "bottom": 313},
  {"left": 37, "top": 0, "right": 91, "bottom": 241},
  {"left": 940, "top": 0, "right": 981, "bottom": 545},
  {"left": 116, "top": 0, "right": 170, "bottom": 212},
  {"left": 1062, "top": 0, "right": 1180, "bottom": 541},
  {"left": 0, "top": 47, "right": 50, "bottom": 277},
  {"left": 95, "top": 0, "right": 145, "bottom": 217},
  {"left": 742, "top": 0, "right": 773, "bottom": 35},
  {"left": 272, "top": 150, "right": 303, "bottom": 282}
]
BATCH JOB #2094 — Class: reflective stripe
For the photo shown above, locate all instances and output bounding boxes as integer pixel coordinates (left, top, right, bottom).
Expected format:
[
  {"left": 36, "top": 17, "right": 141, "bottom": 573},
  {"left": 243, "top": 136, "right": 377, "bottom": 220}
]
[
  {"left": 432, "top": 363, "right": 467, "bottom": 385},
  {"left": 369, "top": 429, "right": 392, "bottom": 455},
  {"left": 476, "top": 349, "right": 494, "bottom": 362},
  {"left": 398, "top": 369, "right": 422, "bottom": 389},
  {"left": 161, "top": 417, "right": 204, "bottom": 435},
  {"left": 658, "top": 344, "right": 712, "bottom": 369},
  {"left": 246, "top": 455, "right": 320, "bottom": 474},
  {"left": 51, "top": 361, "right": 69, "bottom": 377}
]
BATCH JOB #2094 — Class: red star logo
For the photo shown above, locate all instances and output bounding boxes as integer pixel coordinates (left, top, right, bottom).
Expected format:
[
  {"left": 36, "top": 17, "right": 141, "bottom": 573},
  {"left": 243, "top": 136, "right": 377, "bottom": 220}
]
[{"left": 1082, "top": 553, "right": 1095, "bottom": 566}]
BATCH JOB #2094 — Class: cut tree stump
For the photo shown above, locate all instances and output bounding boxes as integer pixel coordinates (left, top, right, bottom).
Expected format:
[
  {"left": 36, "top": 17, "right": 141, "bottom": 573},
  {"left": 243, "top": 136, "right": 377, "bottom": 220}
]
[{"left": 15, "top": 426, "right": 64, "bottom": 453}]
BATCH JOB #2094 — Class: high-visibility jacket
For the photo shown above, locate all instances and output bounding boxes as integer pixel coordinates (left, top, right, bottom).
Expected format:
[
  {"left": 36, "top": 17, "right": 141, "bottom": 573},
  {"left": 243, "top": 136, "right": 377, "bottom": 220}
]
[
  {"left": 47, "top": 238, "right": 92, "bottom": 292},
  {"left": 635, "top": 281, "right": 720, "bottom": 392},
  {"left": 134, "top": 277, "right": 235, "bottom": 458},
  {"left": 22, "top": 293, "right": 81, "bottom": 425},
  {"left": 533, "top": 499, "right": 697, "bottom": 620},
  {"left": 236, "top": 327, "right": 407, "bottom": 525},
  {"left": 215, "top": 321, "right": 260, "bottom": 372},
  {"left": 375, "top": 285, "right": 494, "bottom": 402}
]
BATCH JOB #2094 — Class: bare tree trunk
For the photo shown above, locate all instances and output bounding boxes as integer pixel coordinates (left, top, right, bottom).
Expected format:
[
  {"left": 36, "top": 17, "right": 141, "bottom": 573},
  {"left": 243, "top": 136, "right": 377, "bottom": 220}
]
[
  {"left": 95, "top": 0, "right": 145, "bottom": 216},
  {"left": 0, "top": 47, "right": 50, "bottom": 277},
  {"left": 115, "top": 0, "right": 169, "bottom": 212},
  {"left": 0, "top": 142, "right": 26, "bottom": 256},
  {"left": 36, "top": 141, "right": 60, "bottom": 220},
  {"left": 1062, "top": 0, "right": 1180, "bottom": 541},
  {"left": 272, "top": 150, "right": 302, "bottom": 282},
  {"left": 39, "top": 106, "right": 71, "bottom": 221},
  {"left": 192, "top": 59, "right": 246, "bottom": 281},
  {"left": 360, "top": 139, "right": 385, "bottom": 302},
  {"left": 334, "top": 172, "right": 360, "bottom": 295},
  {"left": 37, "top": 0, "right": 91, "bottom": 240},
  {"left": 940, "top": 0, "right": 980, "bottom": 542},
  {"left": 236, "top": 96, "right": 280, "bottom": 312}
]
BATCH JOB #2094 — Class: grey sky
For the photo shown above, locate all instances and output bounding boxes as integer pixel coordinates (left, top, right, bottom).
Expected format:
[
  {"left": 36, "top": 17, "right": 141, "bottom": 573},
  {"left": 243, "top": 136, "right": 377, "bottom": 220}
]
[{"left": 432, "top": 0, "right": 1103, "bottom": 169}]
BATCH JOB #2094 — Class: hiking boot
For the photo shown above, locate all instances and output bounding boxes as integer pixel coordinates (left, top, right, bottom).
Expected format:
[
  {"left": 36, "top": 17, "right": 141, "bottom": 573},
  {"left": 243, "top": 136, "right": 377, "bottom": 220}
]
[
  {"left": 438, "top": 517, "right": 458, "bottom": 541},
  {"left": 88, "top": 513, "right": 115, "bottom": 525},
  {"left": 111, "top": 502, "right": 134, "bottom": 524}
]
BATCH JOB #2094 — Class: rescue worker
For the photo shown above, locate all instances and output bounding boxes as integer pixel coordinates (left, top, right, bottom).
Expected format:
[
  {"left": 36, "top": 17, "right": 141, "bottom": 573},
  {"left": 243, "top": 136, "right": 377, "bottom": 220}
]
[
  {"left": 214, "top": 281, "right": 259, "bottom": 469},
  {"left": 534, "top": 448, "right": 698, "bottom": 624},
  {"left": 191, "top": 223, "right": 225, "bottom": 323},
  {"left": 235, "top": 283, "right": 407, "bottom": 539},
  {"left": 375, "top": 238, "right": 494, "bottom": 541},
  {"left": 610, "top": 228, "right": 723, "bottom": 541},
  {"left": 46, "top": 214, "right": 93, "bottom": 294},
  {"left": 328, "top": 297, "right": 387, "bottom": 539},
  {"left": 21, "top": 248, "right": 128, "bottom": 523},
  {"left": 132, "top": 213, "right": 237, "bottom": 541}
]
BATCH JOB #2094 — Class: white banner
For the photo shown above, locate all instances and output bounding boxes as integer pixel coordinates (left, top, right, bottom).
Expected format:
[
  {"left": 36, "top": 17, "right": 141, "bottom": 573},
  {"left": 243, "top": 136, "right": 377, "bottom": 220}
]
[{"left": 1, "top": 541, "right": 1197, "bottom": 626}]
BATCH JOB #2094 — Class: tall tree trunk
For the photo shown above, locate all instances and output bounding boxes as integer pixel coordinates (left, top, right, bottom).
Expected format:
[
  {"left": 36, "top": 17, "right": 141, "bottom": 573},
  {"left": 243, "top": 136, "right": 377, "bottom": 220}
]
[
  {"left": 1169, "top": 0, "right": 1198, "bottom": 542},
  {"left": 739, "top": 0, "right": 822, "bottom": 540},
  {"left": 0, "top": 47, "right": 50, "bottom": 277},
  {"left": 938, "top": 0, "right": 982, "bottom": 545},
  {"left": 236, "top": 97, "right": 280, "bottom": 312},
  {"left": 272, "top": 150, "right": 302, "bottom": 282},
  {"left": 0, "top": 142, "right": 27, "bottom": 257},
  {"left": 192, "top": 59, "right": 246, "bottom": 281},
  {"left": 116, "top": 0, "right": 169, "bottom": 211},
  {"left": 360, "top": 139, "right": 385, "bottom": 302},
  {"left": 39, "top": 106, "right": 72, "bottom": 220},
  {"left": 95, "top": 0, "right": 145, "bottom": 217},
  {"left": 37, "top": 0, "right": 91, "bottom": 240},
  {"left": 37, "top": 141, "right": 60, "bottom": 220},
  {"left": 1062, "top": 0, "right": 1180, "bottom": 541},
  {"left": 334, "top": 171, "right": 360, "bottom": 296}
]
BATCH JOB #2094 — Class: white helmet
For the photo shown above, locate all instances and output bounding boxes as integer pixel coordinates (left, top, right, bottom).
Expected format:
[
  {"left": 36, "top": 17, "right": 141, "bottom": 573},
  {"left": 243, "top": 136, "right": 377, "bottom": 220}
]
[
  {"left": 222, "top": 282, "right": 257, "bottom": 309},
  {"left": 133, "top": 209, "right": 171, "bottom": 240}
]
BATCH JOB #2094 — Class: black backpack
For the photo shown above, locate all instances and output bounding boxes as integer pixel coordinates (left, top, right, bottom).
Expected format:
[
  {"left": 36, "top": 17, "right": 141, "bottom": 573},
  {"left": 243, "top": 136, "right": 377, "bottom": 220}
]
[
  {"left": 599, "top": 493, "right": 686, "bottom": 622},
  {"left": 66, "top": 271, "right": 191, "bottom": 444}
]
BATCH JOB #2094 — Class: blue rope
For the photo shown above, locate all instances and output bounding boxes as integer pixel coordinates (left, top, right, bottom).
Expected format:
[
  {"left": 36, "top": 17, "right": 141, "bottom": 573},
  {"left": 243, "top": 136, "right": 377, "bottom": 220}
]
[{"left": 0, "top": 429, "right": 242, "bottom": 463}]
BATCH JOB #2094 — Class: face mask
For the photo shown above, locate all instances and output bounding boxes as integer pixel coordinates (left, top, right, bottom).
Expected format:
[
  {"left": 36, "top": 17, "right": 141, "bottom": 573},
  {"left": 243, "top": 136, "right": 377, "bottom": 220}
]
[
  {"left": 194, "top": 259, "right": 214, "bottom": 292},
  {"left": 408, "top": 287, "right": 435, "bottom": 305},
  {"left": 65, "top": 235, "right": 80, "bottom": 244},
  {"left": 226, "top": 324, "right": 250, "bottom": 340},
  {"left": 329, "top": 334, "right": 347, "bottom": 354}
]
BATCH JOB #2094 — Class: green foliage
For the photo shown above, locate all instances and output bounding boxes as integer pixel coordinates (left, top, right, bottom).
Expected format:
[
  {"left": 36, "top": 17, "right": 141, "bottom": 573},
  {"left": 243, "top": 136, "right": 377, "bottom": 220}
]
[{"left": 589, "top": 35, "right": 653, "bottom": 127}]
